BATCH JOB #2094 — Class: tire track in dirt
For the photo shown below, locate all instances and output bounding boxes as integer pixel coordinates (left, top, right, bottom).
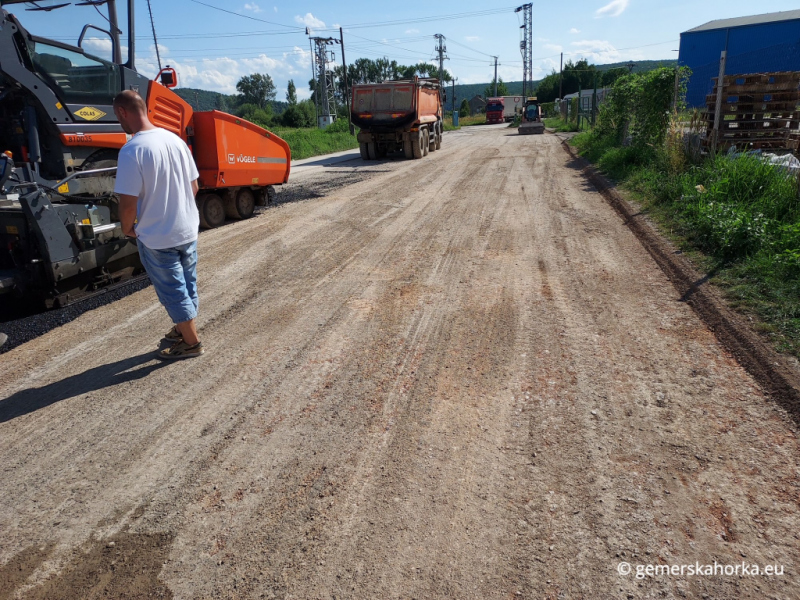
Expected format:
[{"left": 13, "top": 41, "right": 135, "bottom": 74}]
[{"left": 2, "top": 127, "right": 799, "bottom": 599}]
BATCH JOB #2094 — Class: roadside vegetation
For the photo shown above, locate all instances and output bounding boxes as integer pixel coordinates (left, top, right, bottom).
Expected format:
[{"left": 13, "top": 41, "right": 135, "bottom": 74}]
[
  {"left": 572, "top": 67, "right": 800, "bottom": 356},
  {"left": 269, "top": 119, "right": 358, "bottom": 161}
]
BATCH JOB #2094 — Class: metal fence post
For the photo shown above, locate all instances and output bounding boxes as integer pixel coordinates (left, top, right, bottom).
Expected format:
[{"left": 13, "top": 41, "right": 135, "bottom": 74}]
[
  {"left": 592, "top": 71, "right": 597, "bottom": 127},
  {"left": 711, "top": 51, "right": 727, "bottom": 152}
]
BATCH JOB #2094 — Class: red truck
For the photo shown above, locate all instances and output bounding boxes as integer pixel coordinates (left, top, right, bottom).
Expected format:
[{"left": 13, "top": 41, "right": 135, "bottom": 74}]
[
  {"left": 351, "top": 78, "right": 443, "bottom": 160},
  {"left": 485, "top": 97, "right": 505, "bottom": 124}
]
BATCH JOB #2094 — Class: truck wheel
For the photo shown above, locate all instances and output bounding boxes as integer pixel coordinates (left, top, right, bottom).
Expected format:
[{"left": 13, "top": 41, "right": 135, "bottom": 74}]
[
  {"left": 367, "top": 142, "right": 378, "bottom": 160},
  {"left": 422, "top": 128, "right": 429, "bottom": 157},
  {"left": 435, "top": 124, "right": 442, "bottom": 150},
  {"left": 403, "top": 139, "right": 414, "bottom": 159},
  {"left": 360, "top": 143, "right": 370, "bottom": 160},
  {"left": 412, "top": 130, "right": 425, "bottom": 159},
  {"left": 428, "top": 129, "right": 436, "bottom": 153},
  {"left": 225, "top": 189, "right": 255, "bottom": 220},
  {"left": 198, "top": 193, "right": 225, "bottom": 229}
]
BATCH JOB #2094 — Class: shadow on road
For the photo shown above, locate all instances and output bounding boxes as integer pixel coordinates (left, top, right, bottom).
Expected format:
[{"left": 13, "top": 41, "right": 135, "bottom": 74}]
[{"left": 0, "top": 351, "right": 169, "bottom": 423}]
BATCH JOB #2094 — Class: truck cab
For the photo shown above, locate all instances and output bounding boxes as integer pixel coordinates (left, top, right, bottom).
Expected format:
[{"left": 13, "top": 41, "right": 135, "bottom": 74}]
[{"left": 485, "top": 98, "right": 505, "bottom": 124}]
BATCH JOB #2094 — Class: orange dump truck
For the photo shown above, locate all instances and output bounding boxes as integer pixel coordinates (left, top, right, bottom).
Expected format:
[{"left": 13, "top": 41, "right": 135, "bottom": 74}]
[{"left": 350, "top": 77, "right": 443, "bottom": 160}]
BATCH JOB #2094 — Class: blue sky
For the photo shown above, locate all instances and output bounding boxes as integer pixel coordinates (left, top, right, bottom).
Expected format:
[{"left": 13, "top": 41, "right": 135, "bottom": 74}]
[{"left": 9, "top": 0, "right": 800, "bottom": 99}]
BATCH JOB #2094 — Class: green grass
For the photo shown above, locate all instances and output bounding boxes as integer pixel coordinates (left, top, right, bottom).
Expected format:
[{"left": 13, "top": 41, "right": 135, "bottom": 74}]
[
  {"left": 573, "top": 131, "right": 800, "bottom": 356},
  {"left": 543, "top": 116, "right": 585, "bottom": 132},
  {"left": 270, "top": 119, "right": 359, "bottom": 161}
]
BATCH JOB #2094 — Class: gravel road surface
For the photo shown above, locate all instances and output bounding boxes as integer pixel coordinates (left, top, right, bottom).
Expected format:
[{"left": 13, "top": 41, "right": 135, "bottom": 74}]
[{"left": 1, "top": 125, "right": 799, "bottom": 599}]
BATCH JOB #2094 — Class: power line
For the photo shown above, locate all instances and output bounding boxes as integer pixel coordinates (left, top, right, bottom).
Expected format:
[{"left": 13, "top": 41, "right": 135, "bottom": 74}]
[
  {"left": 188, "top": 0, "right": 303, "bottom": 29},
  {"left": 187, "top": 2, "right": 517, "bottom": 33},
  {"left": 446, "top": 38, "right": 496, "bottom": 59}
]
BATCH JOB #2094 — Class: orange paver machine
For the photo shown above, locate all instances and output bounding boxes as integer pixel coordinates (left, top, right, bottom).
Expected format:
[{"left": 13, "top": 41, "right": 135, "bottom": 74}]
[{"left": 0, "top": 0, "right": 290, "bottom": 304}]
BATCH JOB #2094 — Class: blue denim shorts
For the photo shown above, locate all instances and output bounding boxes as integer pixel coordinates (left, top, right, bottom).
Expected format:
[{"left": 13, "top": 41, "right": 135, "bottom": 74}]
[{"left": 137, "top": 240, "right": 199, "bottom": 324}]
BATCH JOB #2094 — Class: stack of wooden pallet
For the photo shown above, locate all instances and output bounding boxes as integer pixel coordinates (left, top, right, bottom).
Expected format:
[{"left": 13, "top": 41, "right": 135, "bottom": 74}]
[{"left": 705, "top": 71, "right": 800, "bottom": 154}]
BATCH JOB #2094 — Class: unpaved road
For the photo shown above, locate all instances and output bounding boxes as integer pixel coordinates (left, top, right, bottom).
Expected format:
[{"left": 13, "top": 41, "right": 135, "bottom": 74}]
[{"left": 1, "top": 126, "right": 799, "bottom": 599}]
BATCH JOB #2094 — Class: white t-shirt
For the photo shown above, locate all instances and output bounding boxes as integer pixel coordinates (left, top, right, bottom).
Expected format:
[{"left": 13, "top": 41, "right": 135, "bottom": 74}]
[{"left": 114, "top": 128, "right": 200, "bottom": 250}]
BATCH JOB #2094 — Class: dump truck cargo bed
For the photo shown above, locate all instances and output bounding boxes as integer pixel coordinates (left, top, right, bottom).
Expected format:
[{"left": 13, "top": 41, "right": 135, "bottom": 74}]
[{"left": 351, "top": 77, "right": 443, "bottom": 160}]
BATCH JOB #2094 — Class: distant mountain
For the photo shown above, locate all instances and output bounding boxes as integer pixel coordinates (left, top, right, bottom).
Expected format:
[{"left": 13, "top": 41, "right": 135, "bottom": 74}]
[
  {"left": 595, "top": 59, "right": 678, "bottom": 73},
  {"left": 173, "top": 87, "right": 289, "bottom": 115}
]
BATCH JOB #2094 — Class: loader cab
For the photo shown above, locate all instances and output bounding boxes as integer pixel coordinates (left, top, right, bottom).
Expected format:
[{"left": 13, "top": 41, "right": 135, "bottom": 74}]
[
  {"left": 28, "top": 37, "right": 121, "bottom": 107},
  {"left": 524, "top": 103, "right": 540, "bottom": 122}
]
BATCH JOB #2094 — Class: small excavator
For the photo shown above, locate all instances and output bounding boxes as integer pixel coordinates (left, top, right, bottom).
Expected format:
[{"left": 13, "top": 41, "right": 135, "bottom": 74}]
[
  {"left": 518, "top": 97, "right": 544, "bottom": 135},
  {"left": 0, "top": 0, "right": 291, "bottom": 306}
]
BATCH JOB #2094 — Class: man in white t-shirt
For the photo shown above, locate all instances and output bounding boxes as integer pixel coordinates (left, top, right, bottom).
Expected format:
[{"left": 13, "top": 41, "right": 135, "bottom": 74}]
[{"left": 113, "top": 90, "right": 204, "bottom": 359}]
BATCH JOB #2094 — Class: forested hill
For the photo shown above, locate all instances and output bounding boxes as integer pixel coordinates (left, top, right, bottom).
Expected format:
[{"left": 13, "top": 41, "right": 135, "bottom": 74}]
[{"left": 173, "top": 87, "right": 289, "bottom": 115}]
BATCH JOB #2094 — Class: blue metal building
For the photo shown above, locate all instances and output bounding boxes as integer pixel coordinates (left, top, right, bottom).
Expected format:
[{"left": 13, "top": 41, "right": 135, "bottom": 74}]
[{"left": 679, "top": 10, "right": 800, "bottom": 107}]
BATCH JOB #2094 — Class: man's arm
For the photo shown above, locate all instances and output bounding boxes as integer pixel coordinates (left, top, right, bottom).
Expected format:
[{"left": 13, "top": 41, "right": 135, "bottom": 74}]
[
  {"left": 118, "top": 194, "right": 138, "bottom": 237},
  {"left": 191, "top": 180, "right": 199, "bottom": 197}
]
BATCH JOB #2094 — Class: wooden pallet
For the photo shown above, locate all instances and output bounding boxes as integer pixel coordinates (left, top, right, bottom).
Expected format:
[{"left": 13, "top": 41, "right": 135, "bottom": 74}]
[{"left": 704, "top": 71, "right": 800, "bottom": 154}]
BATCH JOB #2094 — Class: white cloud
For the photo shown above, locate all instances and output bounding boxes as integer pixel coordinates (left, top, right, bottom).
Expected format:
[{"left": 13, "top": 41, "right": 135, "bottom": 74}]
[
  {"left": 243, "top": 2, "right": 262, "bottom": 12},
  {"left": 82, "top": 37, "right": 129, "bottom": 63},
  {"left": 595, "top": 0, "right": 629, "bottom": 18},
  {"left": 405, "top": 28, "right": 420, "bottom": 34},
  {"left": 465, "top": 36, "right": 480, "bottom": 42},
  {"left": 570, "top": 28, "right": 580, "bottom": 34},
  {"left": 568, "top": 39, "right": 641, "bottom": 63},
  {"left": 82, "top": 37, "right": 112, "bottom": 55},
  {"left": 132, "top": 40, "right": 313, "bottom": 97},
  {"left": 295, "top": 13, "right": 325, "bottom": 29}
]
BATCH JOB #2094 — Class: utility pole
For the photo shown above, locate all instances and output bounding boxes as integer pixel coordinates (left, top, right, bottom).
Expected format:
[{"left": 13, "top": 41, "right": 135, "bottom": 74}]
[
  {"left": 146, "top": 0, "right": 162, "bottom": 71},
  {"left": 559, "top": 52, "right": 563, "bottom": 99},
  {"left": 516, "top": 3, "right": 532, "bottom": 98},
  {"left": 492, "top": 56, "right": 498, "bottom": 97},
  {"left": 452, "top": 77, "right": 457, "bottom": 115},
  {"left": 434, "top": 34, "right": 448, "bottom": 101},
  {"left": 307, "top": 32, "right": 317, "bottom": 124},
  {"left": 340, "top": 27, "right": 353, "bottom": 135},
  {"left": 310, "top": 35, "right": 340, "bottom": 128}
]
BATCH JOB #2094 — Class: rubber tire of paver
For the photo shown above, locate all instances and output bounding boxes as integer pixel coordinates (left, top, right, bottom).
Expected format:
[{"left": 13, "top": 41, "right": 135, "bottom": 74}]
[
  {"left": 225, "top": 188, "right": 255, "bottom": 220},
  {"left": 198, "top": 193, "right": 226, "bottom": 229}
]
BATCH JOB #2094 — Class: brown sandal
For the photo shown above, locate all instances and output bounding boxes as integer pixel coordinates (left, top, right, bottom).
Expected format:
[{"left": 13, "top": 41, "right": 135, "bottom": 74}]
[
  {"left": 163, "top": 325, "right": 182, "bottom": 342},
  {"left": 158, "top": 340, "right": 204, "bottom": 360}
]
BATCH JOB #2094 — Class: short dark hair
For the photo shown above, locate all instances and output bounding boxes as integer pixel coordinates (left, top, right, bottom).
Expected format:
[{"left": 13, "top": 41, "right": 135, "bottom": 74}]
[{"left": 113, "top": 90, "right": 147, "bottom": 114}]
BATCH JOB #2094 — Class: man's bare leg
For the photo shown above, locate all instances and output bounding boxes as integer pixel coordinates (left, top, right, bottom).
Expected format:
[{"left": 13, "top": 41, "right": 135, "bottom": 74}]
[{"left": 176, "top": 319, "right": 200, "bottom": 346}]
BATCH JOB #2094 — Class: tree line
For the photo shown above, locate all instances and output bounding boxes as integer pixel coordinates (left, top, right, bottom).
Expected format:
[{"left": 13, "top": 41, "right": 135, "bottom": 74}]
[
  {"left": 213, "top": 57, "right": 457, "bottom": 130},
  {"left": 534, "top": 60, "right": 629, "bottom": 102}
]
